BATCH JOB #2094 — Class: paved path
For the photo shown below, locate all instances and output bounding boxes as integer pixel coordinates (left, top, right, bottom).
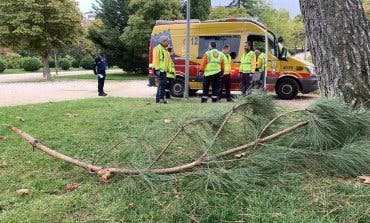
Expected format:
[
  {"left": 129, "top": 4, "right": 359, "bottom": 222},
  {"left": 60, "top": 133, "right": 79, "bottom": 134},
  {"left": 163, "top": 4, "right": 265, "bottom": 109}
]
[
  {"left": 0, "top": 69, "right": 318, "bottom": 108},
  {"left": 0, "top": 79, "right": 156, "bottom": 107}
]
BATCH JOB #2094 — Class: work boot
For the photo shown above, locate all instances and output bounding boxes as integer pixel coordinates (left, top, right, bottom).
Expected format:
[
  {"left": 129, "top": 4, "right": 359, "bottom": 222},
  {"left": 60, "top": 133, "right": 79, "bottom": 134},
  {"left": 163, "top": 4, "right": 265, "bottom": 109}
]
[
  {"left": 201, "top": 98, "right": 208, "bottom": 103},
  {"left": 159, "top": 99, "right": 167, "bottom": 104}
]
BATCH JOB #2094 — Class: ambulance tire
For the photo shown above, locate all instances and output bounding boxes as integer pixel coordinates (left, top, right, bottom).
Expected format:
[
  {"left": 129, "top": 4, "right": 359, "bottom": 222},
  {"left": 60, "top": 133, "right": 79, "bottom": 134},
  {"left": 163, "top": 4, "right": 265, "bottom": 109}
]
[
  {"left": 276, "top": 78, "right": 299, "bottom": 100},
  {"left": 170, "top": 78, "right": 185, "bottom": 97}
]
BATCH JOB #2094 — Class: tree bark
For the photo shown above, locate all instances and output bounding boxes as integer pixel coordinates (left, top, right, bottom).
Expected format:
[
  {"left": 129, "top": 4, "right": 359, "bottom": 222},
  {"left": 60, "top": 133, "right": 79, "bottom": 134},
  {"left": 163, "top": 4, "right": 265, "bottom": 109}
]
[
  {"left": 41, "top": 51, "right": 51, "bottom": 80},
  {"left": 299, "top": 0, "right": 370, "bottom": 107}
]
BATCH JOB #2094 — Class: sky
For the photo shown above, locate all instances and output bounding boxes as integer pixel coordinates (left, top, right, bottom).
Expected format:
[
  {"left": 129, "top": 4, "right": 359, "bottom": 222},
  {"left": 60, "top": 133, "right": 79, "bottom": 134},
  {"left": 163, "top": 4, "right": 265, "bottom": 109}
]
[{"left": 77, "top": 0, "right": 301, "bottom": 16}]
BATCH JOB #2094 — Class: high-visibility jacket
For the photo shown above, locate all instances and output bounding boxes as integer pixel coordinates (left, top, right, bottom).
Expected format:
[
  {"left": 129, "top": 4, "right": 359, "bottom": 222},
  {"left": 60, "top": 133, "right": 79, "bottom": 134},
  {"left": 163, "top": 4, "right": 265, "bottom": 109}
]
[
  {"left": 166, "top": 53, "right": 175, "bottom": 79},
  {"left": 204, "top": 49, "right": 223, "bottom": 76},
  {"left": 257, "top": 52, "right": 266, "bottom": 71},
  {"left": 240, "top": 50, "right": 256, "bottom": 74},
  {"left": 223, "top": 53, "right": 232, "bottom": 75},
  {"left": 153, "top": 44, "right": 169, "bottom": 72}
]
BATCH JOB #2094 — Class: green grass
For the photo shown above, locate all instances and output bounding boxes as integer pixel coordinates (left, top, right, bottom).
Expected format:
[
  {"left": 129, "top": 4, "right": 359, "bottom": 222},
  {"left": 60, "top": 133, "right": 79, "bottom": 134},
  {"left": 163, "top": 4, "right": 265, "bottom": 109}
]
[
  {"left": 0, "top": 68, "right": 87, "bottom": 75},
  {"left": 0, "top": 98, "right": 369, "bottom": 222},
  {"left": 54, "top": 72, "right": 148, "bottom": 81}
]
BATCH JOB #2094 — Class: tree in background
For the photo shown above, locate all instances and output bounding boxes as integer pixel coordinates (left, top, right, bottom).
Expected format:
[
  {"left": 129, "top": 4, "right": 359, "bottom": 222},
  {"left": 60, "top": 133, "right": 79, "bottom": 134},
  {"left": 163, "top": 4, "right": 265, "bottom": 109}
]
[
  {"left": 181, "top": 0, "right": 212, "bottom": 20},
  {"left": 229, "top": 0, "right": 267, "bottom": 17},
  {"left": 87, "top": 0, "right": 130, "bottom": 69},
  {"left": 364, "top": 0, "right": 370, "bottom": 20},
  {"left": 0, "top": 0, "right": 82, "bottom": 79},
  {"left": 209, "top": 6, "right": 248, "bottom": 19},
  {"left": 300, "top": 0, "right": 370, "bottom": 107},
  {"left": 120, "top": 0, "right": 182, "bottom": 72}
]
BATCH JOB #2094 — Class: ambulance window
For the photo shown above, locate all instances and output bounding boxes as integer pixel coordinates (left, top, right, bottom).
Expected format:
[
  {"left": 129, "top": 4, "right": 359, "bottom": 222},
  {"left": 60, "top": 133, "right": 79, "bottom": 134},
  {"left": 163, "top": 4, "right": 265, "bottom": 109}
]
[
  {"left": 198, "top": 36, "right": 241, "bottom": 58},
  {"left": 247, "top": 34, "right": 278, "bottom": 57}
]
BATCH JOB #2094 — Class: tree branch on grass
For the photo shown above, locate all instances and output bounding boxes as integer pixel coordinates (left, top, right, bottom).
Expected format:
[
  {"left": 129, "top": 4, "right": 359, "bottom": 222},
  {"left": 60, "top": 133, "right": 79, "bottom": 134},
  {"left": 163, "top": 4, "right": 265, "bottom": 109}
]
[{"left": 7, "top": 120, "right": 309, "bottom": 182}]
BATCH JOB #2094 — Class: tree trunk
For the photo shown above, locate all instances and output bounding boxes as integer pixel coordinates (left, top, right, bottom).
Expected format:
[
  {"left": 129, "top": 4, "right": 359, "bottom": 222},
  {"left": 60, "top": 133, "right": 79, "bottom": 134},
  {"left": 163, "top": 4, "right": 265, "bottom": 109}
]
[
  {"left": 41, "top": 51, "right": 51, "bottom": 80},
  {"left": 299, "top": 0, "right": 370, "bottom": 107}
]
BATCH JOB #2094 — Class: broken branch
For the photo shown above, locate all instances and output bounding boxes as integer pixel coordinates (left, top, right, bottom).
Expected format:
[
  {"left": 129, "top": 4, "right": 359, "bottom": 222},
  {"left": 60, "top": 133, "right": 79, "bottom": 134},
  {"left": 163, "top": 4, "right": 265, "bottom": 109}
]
[{"left": 7, "top": 120, "right": 309, "bottom": 180}]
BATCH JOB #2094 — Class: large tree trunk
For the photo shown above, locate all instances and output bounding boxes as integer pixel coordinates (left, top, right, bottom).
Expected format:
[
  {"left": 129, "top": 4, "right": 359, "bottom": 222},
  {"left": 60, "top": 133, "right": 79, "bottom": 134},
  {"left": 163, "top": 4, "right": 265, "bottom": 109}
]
[
  {"left": 41, "top": 51, "right": 51, "bottom": 80},
  {"left": 299, "top": 0, "right": 370, "bottom": 107}
]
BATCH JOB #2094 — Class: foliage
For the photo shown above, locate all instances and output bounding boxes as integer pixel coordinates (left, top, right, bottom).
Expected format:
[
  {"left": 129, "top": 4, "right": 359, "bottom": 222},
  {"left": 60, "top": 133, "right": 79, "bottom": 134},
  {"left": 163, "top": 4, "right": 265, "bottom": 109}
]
[
  {"left": 5, "top": 53, "right": 21, "bottom": 69},
  {"left": 62, "top": 37, "right": 98, "bottom": 68},
  {"left": 229, "top": 0, "right": 269, "bottom": 17},
  {"left": 181, "top": 0, "right": 211, "bottom": 20},
  {"left": 1, "top": 97, "right": 370, "bottom": 222},
  {"left": 20, "top": 57, "right": 42, "bottom": 72},
  {"left": 0, "top": 58, "right": 7, "bottom": 72},
  {"left": 0, "top": 0, "right": 83, "bottom": 78},
  {"left": 71, "top": 58, "right": 80, "bottom": 68},
  {"left": 364, "top": 0, "right": 370, "bottom": 21},
  {"left": 258, "top": 8, "right": 306, "bottom": 51},
  {"left": 87, "top": 0, "right": 130, "bottom": 69},
  {"left": 80, "top": 54, "right": 94, "bottom": 70},
  {"left": 119, "top": 0, "right": 182, "bottom": 73},
  {"left": 209, "top": 6, "right": 249, "bottom": 19},
  {"left": 59, "top": 58, "right": 72, "bottom": 70},
  {"left": 48, "top": 58, "right": 56, "bottom": 68}
]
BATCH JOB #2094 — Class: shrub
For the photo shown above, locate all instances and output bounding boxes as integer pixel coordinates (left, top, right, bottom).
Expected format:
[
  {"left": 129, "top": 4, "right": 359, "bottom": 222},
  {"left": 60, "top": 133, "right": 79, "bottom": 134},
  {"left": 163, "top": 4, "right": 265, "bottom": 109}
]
[
  {"left": 80, "top": 55, "right": 94, "bottom": 70},
  {"left": 6, "top": 53, "right": 21, "bottom": 69},
  {"left": 71, "top": 58, "right": 80, "bottom": 68},
  {"left": 20, "top": 57, "right": 42, "bottom": 71},
  {"left": 49, "top": 59, "right": 56, "bottom": 68},
  {"left": 60, "top": 58, "right": 72, "bottom": 70},
  {"left": 0, "top": 58, "right": 7, "bottom": 72}
]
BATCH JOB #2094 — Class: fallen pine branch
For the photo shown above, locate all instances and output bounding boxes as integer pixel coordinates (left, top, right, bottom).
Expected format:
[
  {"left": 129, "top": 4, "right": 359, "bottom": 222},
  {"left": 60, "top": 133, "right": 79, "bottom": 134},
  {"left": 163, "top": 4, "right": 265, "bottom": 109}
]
[{"left": 7, "top": 120, "right": 309, "bottom": 181}]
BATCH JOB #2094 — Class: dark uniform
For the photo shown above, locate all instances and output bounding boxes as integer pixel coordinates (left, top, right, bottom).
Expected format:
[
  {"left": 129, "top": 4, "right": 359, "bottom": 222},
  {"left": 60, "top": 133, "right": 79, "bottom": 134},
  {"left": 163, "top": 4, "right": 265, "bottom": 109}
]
[{"left": 93, "top": 55, "right": 108, "bottom": 96}]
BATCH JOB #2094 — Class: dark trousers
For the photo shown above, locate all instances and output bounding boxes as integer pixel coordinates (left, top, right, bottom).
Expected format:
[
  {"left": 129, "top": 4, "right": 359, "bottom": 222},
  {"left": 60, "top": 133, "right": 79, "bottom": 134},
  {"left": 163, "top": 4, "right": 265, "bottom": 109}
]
[
  {"left": 219, "top": 74, "right": 231, "bottom": 100},
  {"left": 240, "top": 73, "right": 253, "bottom": 95},
  {"left": 97, "top": 71, "right": 106, "bottom": 94},
  {"left": 202, "top": 72, "right": 220, "bottom": 102},
  {"left": 156, "top": 72, "right": 167, "bottom": 102},
  {"left": 166, "top": 77, "right": 174, "bottom": 99}
]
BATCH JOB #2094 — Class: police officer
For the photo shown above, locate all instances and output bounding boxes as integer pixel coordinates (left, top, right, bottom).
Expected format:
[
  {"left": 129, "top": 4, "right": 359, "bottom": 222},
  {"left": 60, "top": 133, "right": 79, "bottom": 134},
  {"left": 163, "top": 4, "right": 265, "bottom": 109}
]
[
  {"left": 240, "top": 42, "right": 256, "bottom": 96},
  {"left": 153, "top": 36, "right": 171, "bottom": 104},
  {"left": 200, "top": 41, "right": 224, "bottom": 103},
  {"left": 93, "top": 53, "right": 108, "bottom": 96},
  {"left": 219, "top": 44, "right": 233, "bottom": 102},
  {"left": 165, "top": 46, "right": 176, "bottom": 99}
]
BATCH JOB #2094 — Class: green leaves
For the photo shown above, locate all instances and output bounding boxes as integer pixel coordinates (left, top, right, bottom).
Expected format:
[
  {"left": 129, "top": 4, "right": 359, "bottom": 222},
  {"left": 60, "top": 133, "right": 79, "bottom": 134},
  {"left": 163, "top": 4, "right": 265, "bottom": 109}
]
[{"left": 0, "top": 0, "right": 83, "bottom": 53}]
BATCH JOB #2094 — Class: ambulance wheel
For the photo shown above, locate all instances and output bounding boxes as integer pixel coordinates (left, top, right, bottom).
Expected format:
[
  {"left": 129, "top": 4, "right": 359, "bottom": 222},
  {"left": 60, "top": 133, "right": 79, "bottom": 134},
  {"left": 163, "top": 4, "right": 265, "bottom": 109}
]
[
  {"left": 276, "top": 78, "right": 299, "bottom": 100},
  {"left": 170, "top": 79, "right": 184, "bottom": 97}
]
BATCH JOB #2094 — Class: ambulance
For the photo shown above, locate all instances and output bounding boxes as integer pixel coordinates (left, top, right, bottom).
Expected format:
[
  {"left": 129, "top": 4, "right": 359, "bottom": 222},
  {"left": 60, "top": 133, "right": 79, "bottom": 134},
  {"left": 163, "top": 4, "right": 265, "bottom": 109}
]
[{"left": 148, "top": 18, "right": 318, "bottom": 100}]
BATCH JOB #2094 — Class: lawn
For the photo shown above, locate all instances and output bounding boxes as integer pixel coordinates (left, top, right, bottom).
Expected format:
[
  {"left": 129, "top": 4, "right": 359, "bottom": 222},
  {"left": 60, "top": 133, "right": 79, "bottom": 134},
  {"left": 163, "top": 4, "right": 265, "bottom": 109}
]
[
  {"left": 0, "top": 97, "right": 369, "bottom": 222},
  {"left": 1, "top": 68, "right": 87, "bottom": 75},
  {"left": 54, "top": 72, "right": 148, "bottom": 81}
]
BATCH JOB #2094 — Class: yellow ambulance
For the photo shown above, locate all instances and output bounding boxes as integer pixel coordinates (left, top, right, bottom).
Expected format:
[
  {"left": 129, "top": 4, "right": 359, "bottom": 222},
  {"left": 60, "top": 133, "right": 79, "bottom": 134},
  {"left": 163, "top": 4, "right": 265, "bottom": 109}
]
[{"left": 148, "top": 18, "right": 318, "bottom": 100}]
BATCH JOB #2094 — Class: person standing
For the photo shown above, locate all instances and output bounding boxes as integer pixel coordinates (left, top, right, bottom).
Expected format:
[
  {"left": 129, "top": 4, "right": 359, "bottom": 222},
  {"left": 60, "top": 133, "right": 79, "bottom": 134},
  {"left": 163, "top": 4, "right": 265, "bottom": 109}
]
[
  {"left": 153, "top": 36, "right": 171, "bottom": 104},
  {"left": 219, "top": 44, "right": 233, "bottom": 102},
  {"left": 165, "top": 46, "right": 176, "bottom": 99},
  {"left": 93, "top": 53, "right": 108, "bottom": 97},
  {"left": 255, "top": 48, "right": 266, "bottom": 89},
  {"left": 200, "top": 41, "right": 224, "bottom": 103},
  {"left": 239, "top": 42, "right": 256, "bottom": 96}
]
